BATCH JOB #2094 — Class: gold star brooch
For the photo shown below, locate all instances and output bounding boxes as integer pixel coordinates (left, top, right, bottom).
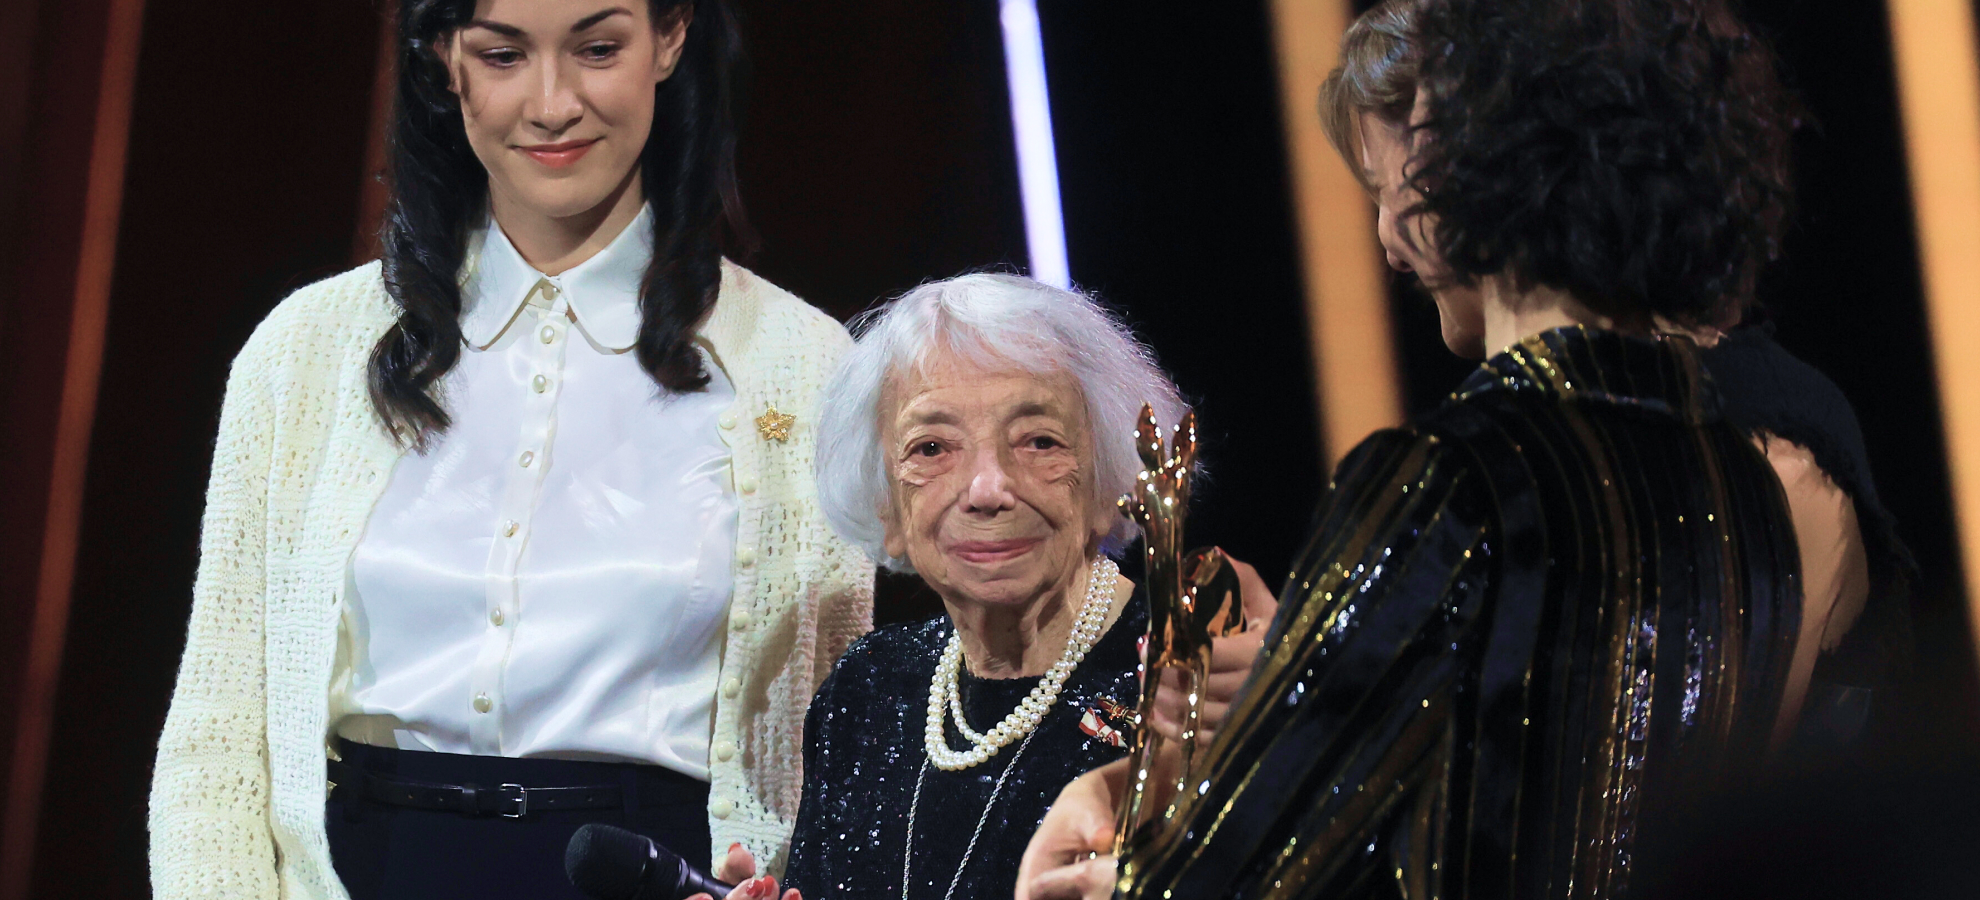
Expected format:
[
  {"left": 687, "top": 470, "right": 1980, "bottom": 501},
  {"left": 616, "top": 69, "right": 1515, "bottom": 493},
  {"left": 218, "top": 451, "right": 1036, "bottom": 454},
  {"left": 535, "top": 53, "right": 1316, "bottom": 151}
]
[{"left": 755, "top": 406, "right": 795, "bottom": 443}]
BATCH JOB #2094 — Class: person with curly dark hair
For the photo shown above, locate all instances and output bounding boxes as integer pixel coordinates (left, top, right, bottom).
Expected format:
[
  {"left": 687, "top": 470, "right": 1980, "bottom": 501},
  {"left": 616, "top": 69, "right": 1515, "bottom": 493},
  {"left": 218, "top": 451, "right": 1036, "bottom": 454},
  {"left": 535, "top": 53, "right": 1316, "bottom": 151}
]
[
  {"left": 1328, "top": 0, "right": 1912, "bottom": 760},
  {"left": 1329, "top": 0, "right": 1911, "bottom": 761},
  {"left": 1404, "top": 0, "right": 1798, "bottom": 346},
  {"left": 1018, "top": 1, "right": 1820, "bottom": 897}
]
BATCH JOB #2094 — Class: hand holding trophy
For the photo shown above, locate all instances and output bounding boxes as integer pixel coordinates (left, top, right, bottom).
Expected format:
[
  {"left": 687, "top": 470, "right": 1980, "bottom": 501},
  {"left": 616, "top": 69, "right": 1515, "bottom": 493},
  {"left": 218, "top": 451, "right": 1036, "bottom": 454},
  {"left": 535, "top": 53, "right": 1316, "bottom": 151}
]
[
  {"left": 1015, "top": 406, "right": 1265, "bottom": 900},
  {"left": 1111, "top": 404, "right": 1249, "bottom": 857}
]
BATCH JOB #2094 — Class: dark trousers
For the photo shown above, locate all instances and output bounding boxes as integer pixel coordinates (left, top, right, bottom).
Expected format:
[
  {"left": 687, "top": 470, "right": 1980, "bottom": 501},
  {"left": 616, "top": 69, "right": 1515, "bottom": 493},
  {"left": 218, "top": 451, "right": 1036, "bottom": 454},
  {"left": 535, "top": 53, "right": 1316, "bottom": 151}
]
[{"left": 326, "top": 739, "right": 712, "bottom": 900}]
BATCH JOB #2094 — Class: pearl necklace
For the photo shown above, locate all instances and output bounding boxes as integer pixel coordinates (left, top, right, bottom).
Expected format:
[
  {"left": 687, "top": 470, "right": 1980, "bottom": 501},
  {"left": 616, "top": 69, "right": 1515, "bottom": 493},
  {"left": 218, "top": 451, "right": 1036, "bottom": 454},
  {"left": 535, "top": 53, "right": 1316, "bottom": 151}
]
[{"left": 923, "top": 556, "right": 1119, "bottom": 771}]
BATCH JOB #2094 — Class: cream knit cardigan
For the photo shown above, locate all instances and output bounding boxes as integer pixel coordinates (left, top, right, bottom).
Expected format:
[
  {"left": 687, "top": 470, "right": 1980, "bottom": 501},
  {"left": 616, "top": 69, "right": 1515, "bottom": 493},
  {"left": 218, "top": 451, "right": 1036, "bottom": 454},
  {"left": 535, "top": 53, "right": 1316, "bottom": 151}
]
[{"left": 148, "top": 259, "right": 873, "bottom": 899}]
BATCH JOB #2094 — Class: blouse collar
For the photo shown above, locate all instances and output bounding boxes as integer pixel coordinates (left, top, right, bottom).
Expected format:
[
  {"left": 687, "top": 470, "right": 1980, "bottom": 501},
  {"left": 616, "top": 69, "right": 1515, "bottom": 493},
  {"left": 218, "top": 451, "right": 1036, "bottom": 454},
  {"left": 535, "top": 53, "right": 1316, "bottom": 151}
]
[
  {"left": 1453, "top": 325, "right": 1721, "bottom": 425},
  {"left": 459, "top": 205, "right": 653, "bottom": 351}
]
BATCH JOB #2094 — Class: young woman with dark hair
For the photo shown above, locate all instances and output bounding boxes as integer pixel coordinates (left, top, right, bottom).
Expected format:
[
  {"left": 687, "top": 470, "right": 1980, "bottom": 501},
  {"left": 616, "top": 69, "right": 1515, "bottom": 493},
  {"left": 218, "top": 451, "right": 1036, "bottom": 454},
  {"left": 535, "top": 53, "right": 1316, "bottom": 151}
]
[
  {"left": 1019, "top": 0, "right": 1827, "bottom": 897},
  {"left": 147, "top": 2, "right": 872, "bottom": 897}
]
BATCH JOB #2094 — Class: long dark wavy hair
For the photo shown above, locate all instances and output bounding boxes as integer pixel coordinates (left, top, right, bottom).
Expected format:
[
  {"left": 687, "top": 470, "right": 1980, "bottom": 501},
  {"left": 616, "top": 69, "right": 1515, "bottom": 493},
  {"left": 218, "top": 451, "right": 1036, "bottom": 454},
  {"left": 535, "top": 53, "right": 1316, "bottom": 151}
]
[
  {"left": 1404, "top": 0, "right": 1797, "bottom": 327},
  {"left": 371, "top": 0, "right": 751, "bottom": 447}
]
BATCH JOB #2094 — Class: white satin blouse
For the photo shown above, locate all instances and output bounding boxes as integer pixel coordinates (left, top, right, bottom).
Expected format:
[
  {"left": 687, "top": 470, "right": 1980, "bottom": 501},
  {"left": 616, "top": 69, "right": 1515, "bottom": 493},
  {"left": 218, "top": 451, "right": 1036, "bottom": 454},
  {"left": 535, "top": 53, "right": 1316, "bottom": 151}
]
[{"left": 330, "top": 207, "right": 736, "bottom": 779}]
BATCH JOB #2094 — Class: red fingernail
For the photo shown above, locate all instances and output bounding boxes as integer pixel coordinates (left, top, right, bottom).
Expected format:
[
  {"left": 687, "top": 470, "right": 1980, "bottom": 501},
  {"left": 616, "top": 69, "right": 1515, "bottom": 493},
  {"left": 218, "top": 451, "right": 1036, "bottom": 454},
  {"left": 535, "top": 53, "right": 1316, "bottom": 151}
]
[{"left": 730, "top": 842, "right": 743, "bottom": 853}]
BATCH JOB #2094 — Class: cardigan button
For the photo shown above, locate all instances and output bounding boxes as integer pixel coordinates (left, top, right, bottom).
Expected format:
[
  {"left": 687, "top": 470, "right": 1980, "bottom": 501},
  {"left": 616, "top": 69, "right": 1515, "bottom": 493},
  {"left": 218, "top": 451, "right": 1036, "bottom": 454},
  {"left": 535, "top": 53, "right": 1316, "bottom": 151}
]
[
  {"left": 714, "top": 740, "right": 736, "bottom": 762},
  {"left": 718, "top": 412, "right": 738, "bottom": 430},
  {"left": 736, "top": 546, "right": 756, "bottom": 567},
  {"left": 721, "top": 677, "right": 741, "bottom": 699},
  {"left": 710, "top": 798, "right": 735, "bottom": 819},
  {"left": 737, "top": 475, "right": 757, "bottom": 495},
  {"left": 731, "top": 607, "right": 753, "bottom": 629}
]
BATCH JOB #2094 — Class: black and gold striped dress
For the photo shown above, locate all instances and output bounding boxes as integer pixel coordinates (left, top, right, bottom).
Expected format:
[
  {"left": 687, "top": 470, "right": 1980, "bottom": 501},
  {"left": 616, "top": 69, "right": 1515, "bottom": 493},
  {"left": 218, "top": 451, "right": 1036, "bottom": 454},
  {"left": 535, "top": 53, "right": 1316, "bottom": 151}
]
[{"left": 1120, "top": 326, "right": 1801, "bottom": 900}]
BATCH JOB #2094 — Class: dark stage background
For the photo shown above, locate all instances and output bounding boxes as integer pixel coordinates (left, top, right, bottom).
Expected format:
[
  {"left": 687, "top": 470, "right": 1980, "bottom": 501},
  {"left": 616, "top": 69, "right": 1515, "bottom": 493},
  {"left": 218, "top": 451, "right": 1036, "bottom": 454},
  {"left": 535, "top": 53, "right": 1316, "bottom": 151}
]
[{"left": 0, "top": 1, "right": 1974, "bottom": 896}]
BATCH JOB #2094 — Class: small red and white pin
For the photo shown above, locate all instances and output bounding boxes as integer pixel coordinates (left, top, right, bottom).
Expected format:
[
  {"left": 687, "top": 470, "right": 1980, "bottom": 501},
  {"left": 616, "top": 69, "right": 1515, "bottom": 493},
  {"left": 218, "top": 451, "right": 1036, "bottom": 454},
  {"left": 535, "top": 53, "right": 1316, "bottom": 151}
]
[{"left": 1078, "top": 697, "right": 1136, "bottom": 748}]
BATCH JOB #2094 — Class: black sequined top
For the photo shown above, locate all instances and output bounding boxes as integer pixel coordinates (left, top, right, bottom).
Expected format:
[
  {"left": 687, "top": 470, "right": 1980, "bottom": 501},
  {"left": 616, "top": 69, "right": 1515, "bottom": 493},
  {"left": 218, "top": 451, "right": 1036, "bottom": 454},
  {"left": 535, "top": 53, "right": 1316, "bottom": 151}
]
[
  {"left": 1121, "top": 327, "right": 1801, "bottom": 900},
  {"left": 784, "top": 592, "right": 1147, "bottom": 900}
]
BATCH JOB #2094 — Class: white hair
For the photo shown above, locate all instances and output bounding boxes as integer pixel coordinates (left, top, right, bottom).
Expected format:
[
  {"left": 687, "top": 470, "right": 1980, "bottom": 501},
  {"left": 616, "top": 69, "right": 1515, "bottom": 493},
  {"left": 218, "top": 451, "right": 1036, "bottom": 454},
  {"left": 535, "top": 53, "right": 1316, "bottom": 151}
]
[{"left": 815, "top": 272, "right": 1191, "bottom": 572}]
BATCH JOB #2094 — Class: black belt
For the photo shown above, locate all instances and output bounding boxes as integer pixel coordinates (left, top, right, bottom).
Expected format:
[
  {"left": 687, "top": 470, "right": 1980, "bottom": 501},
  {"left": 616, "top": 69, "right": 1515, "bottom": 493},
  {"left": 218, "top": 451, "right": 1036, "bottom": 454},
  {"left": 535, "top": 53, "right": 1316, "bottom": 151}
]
[{"left": 328, "top": 759, "right": 628, "bottom": 819}]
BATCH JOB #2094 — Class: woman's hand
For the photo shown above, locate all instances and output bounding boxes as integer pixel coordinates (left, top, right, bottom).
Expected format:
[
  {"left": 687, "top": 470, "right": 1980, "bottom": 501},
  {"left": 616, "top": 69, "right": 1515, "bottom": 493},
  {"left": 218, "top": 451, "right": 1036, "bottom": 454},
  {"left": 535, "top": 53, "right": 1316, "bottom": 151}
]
[
  {"left": 1021, "top": 855, "right": 1117, "bottom": 900},
  {"left": 685, "top": 843, "right": 800, "bottom": 900},
  {"left": 1016, "top": 759, "right": 1128, "bottom": 900},
  {"left": 1145, "top": 553, "right": 1278, "bottom": 743},
  {"left": 1025, "top": 554, "right": 1271, "bottom": 900}
]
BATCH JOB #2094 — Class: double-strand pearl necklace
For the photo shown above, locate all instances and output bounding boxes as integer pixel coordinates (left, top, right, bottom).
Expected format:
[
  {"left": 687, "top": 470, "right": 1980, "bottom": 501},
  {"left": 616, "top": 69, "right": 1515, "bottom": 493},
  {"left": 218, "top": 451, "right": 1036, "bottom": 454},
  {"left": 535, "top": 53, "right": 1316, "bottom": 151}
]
[{"left": 923, "top": 556, "right": 1119, "bottom": 771}]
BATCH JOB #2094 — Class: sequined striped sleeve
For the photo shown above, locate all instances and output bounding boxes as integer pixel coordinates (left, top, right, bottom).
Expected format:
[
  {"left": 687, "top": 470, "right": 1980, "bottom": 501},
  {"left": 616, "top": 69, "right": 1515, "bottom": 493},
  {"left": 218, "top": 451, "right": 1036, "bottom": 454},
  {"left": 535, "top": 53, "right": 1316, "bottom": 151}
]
[{"left": 1120, "top": 427, "right": 1493, "bottom": 899}]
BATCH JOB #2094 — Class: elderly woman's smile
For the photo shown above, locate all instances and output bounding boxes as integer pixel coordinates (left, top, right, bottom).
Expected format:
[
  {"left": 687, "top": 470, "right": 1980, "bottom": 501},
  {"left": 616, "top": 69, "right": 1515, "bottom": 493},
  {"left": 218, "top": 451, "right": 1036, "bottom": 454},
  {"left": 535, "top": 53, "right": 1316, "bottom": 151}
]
[
  {"left": 788, "top": 272, "right": 1211, "bottom": 899},
  {"left": 881, "top": 357, "right": 1107, "bottom": 609}
]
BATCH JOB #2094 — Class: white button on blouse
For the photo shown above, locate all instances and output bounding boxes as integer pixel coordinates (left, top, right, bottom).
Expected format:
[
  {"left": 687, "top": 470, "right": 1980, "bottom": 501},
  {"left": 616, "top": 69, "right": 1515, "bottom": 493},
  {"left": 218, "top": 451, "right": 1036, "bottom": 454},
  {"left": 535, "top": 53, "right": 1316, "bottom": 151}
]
[{"left": 331, "top": 207, "right": 737, "bottom": 779}]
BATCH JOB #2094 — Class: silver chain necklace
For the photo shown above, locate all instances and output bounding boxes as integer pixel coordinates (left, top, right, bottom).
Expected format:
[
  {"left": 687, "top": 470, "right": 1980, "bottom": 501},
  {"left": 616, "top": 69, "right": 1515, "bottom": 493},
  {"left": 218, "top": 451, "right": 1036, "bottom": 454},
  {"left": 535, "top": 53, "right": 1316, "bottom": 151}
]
[{"left": 901, "top": 723, "right": 1041, "bottom": 900}]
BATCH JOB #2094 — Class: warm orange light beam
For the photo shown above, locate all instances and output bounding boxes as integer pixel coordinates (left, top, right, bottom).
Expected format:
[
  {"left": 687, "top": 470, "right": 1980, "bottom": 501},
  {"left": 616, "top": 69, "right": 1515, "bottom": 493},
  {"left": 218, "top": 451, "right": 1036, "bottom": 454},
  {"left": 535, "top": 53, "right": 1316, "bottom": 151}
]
[
  {"left": 1268, "top": 0, "right": 1403, "bottom": 468},
  {"left": 1888, "top": 0, "right": 1980, "bottom": 658},
  {"left": 1, "top": 0, "right": 146, "bottom": 894},
  {"left": 353, "top": 0, "right": 396, "bottom": 264}
]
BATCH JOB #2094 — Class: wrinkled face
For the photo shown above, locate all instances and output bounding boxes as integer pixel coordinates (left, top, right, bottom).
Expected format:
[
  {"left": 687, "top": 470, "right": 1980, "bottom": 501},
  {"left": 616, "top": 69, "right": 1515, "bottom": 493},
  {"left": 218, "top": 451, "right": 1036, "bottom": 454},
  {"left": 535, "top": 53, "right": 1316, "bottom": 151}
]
[
  {"left": 880, "top": 351, "right": 1113, "bottom": 610},
  {"left": 444, "top": 0, "right": 687, "bottom": 220},
  {"left": 1359, "top": 110, "right": 1488, "bottom": 359}
]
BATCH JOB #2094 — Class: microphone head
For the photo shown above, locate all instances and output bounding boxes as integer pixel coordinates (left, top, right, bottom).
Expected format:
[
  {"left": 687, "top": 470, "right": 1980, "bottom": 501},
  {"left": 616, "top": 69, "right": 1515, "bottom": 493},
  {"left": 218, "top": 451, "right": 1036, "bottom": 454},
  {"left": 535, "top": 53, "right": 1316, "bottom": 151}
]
[{"left": 566, "top": 823, "right": 653, "bottom": 899}]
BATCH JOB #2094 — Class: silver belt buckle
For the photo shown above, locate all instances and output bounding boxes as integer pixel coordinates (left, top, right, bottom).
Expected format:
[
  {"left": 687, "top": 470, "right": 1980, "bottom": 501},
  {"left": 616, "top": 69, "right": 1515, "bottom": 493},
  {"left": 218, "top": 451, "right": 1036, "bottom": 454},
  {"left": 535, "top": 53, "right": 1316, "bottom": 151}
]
[{"left": 500, "top": 783, "right": 529, "bottom": 818}]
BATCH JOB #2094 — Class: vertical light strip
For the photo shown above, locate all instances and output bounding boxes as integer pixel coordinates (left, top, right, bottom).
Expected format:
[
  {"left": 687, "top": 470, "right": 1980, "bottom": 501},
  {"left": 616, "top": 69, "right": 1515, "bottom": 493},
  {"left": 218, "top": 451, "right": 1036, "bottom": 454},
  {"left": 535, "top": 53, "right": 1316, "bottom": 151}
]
[
  {"left": 1888, "top": 0, "right": 1980, "bottom": 653},
  {"left": 1268, "top": 0, "right": 1402, "bottom": 466},
  {"left": 998, "top": 0, "right": 1071, "bottom": 289}
]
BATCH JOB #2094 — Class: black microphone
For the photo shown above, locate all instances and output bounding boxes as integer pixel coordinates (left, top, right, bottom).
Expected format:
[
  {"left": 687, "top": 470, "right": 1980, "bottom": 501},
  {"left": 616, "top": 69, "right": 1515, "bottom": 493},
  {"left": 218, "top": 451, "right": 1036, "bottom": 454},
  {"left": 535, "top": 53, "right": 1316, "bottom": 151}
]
[{"left": 565, "top": 823, "right": 736, "bottom": 900}]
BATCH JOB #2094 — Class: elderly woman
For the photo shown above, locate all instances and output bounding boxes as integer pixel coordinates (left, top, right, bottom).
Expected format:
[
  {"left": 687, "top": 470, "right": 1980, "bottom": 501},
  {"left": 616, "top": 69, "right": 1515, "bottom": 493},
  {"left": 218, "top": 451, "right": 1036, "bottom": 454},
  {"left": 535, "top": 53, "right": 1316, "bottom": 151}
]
[{"left": 682, "top": 272, "right": 1267, "bottom": 900}]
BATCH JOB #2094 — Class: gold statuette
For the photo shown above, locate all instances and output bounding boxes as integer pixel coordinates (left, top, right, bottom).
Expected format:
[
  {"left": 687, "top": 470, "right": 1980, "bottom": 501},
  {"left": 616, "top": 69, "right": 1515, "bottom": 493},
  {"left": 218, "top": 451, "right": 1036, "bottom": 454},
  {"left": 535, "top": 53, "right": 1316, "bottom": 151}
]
[{"left": 1113, "top": 404, "right": 1247, "bottom": 857}]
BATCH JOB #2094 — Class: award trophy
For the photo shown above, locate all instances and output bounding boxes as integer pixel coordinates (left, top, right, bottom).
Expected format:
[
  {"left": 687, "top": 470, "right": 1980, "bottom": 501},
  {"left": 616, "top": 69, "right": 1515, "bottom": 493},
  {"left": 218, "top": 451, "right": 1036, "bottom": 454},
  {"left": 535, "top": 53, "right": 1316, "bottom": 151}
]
[{"left": 1112, "top": 404, "right": 1248, "bottom": 856}]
